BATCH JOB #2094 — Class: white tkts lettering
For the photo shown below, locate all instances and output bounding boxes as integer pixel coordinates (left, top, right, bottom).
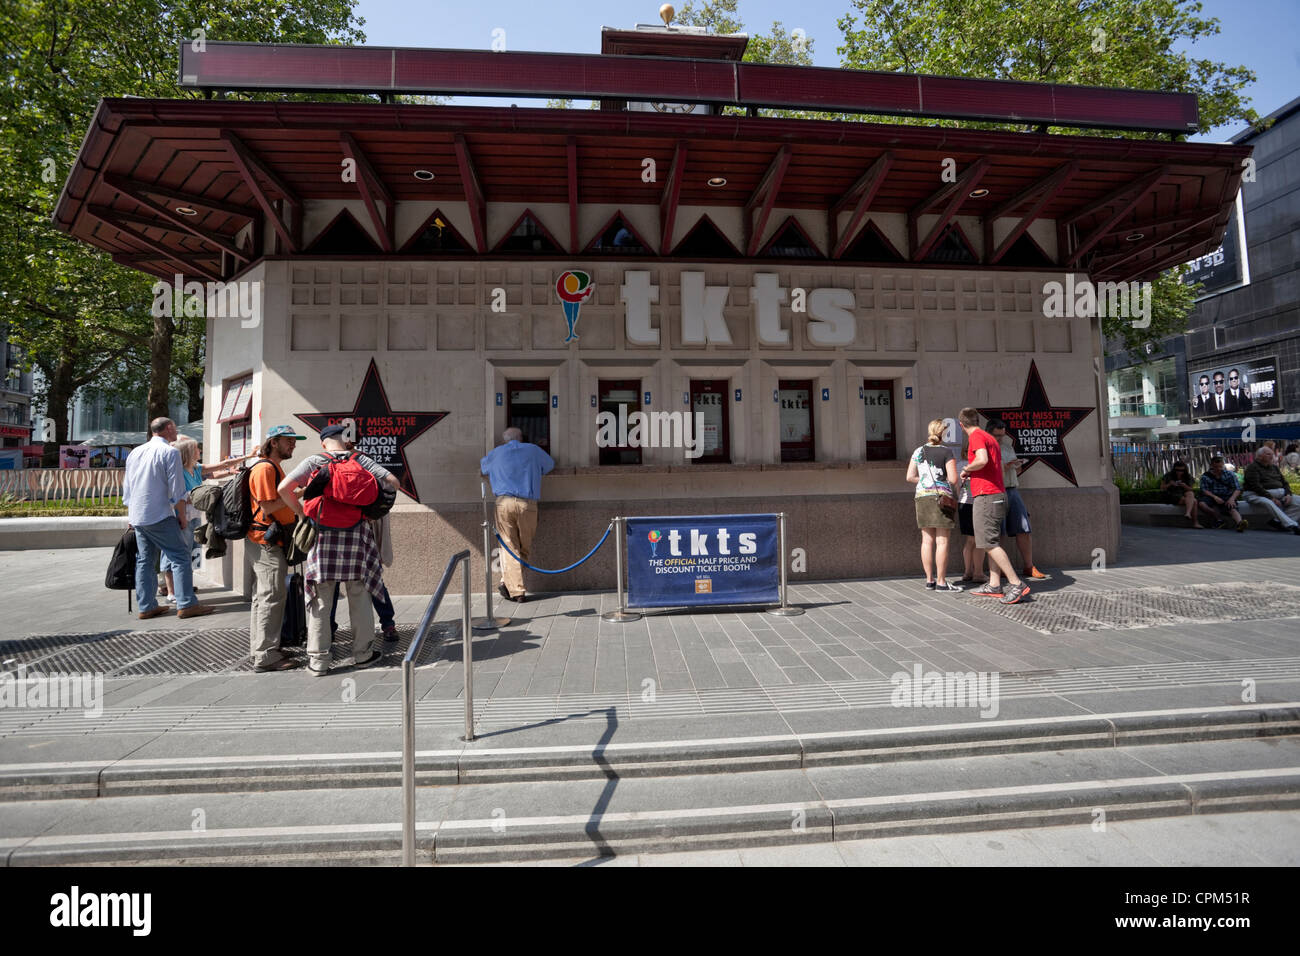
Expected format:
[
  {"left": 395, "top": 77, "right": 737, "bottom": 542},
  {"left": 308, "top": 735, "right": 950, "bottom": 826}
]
[
  {"left": 807, "top": 288, "right": 856, "bottom": 345},
  {"left": 621, "top": 271, "right": 660, "bottom": 345},
  {"left": 679, "top": 272, "right": 732, "bottom": 345},
  {"left": 751, "top": 273, "right": 789, "bottom": 346},
  {"left": 50, "top": 886, "right": 152, "bottom": 937}
]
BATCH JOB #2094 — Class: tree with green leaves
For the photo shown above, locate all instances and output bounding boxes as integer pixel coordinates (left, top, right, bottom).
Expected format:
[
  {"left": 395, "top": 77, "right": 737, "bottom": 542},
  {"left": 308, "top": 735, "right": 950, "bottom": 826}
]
[
  {"left": 836, "top": 0, "right": 1256, "bottom": 355},
  {"left": 0, "top": 0, "right": 366, "bottom": 446}
]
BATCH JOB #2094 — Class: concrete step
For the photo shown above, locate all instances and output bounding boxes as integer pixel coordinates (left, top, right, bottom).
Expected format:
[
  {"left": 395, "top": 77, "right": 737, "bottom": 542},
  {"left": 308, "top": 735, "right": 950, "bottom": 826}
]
[
  {"left": 2, "top": 736, "right": 1298, "bottom": 865},
  {"left": 3, "top": 702, "right": 1296, "bottom": 802}
]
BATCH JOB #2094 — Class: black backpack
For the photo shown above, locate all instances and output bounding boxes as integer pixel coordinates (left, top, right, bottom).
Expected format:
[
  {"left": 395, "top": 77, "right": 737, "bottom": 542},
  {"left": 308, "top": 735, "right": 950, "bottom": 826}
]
[
  {"left": 211, "top": 461, "right": 271, "bottom": 540},
  {"left": 105, "top": 528, "right": 138, "bottom": 612},
  {"left": 105, "top": 528, "right": 137, "bottom": 590},
  {"left": 362, "top": 479, "right": 397, "bottom": 520}
]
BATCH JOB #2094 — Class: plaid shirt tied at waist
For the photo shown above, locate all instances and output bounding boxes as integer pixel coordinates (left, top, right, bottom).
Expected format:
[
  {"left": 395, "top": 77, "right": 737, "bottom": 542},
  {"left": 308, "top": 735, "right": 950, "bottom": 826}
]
[{"left": 304, "top": 520, "right": 385, "bottom": 607}]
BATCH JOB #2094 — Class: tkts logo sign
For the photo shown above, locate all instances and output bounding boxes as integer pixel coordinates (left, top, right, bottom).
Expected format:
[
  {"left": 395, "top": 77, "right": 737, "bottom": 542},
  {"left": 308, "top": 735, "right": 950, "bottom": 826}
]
[{"left": 296, "top": 359, "right": 447, "bottom": 502}]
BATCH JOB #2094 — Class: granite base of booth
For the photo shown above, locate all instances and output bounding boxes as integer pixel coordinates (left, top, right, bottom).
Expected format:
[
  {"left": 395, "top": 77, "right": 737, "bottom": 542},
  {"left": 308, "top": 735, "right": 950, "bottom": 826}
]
[{"left": 380, "top": 485, "right": 1121, "bottom": 596}]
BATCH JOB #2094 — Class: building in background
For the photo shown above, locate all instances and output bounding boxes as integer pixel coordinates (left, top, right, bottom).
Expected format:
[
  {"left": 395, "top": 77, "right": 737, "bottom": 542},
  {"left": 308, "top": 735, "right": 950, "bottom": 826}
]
[
  {"left": 1106, "top": 95, "right": 1299, "bottom": 442},
  {"left": 0, "top": 326, "right": 36, "bottom": 467}
]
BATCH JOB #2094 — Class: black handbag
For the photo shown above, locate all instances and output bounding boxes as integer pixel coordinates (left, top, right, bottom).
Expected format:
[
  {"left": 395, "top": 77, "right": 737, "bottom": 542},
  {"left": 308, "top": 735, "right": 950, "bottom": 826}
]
[{"left": 280, "top": 566, "right": 307, "bottom": 648}]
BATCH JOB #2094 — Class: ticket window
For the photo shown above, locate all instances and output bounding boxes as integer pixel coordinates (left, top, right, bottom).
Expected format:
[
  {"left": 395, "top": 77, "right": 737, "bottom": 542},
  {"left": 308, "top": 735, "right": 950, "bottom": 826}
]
[
  {"left": 862, "top": 379, "right": 897, "bottom": 461},
  {"left": 689, "top": 379, "right": 730, "bottom": 464},
  {"left": 598, "top": 379, "right": 642, "bottom": 466},
  {"left": 506, "top": 380, "right": 550, "bottom": 451},
  {"left": 778, "top": 380, "right": 814, "bottom": 463}
]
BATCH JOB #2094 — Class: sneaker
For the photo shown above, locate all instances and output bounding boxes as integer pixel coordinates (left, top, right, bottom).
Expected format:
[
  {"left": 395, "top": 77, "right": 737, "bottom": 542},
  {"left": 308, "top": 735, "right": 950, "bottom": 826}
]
[
  {"left": 165, "top": 593, "right": 177, "bottom": 604},
  {"left": 1292, "top": 525, "right": 1300, "bottom": 536},
  {"left": 137, "top": 606, "right": 171, "bottom": 620},
  {"left": 381, "top": 624, "right": 399, "bottom": 643},
  {"left": 969, "top": 583, "right": 1004, "bottom": 597},
  {"left": 1022, "top": 567, "right": 1050, "bottom": 580},
  {"left": 935, "top": 581, "right": 963, "bottom": 592},
  {"left": 307, "top": 660, "right": 329, "bottom": 677},
  {"left": 177, "top": 603, "right": 215, "bottom": 619},
  {"left": 925, "top": 581, "right": 937, "bottom": 590},
  {"left": 1269, "top": 518, "right": 1284, "bottom": 530},
  {"left": 1001, "top": 582, "right": 1031, "bottom": 605},
  {"left": 353, "top": 648, "right": 382, "bottom": 669},
  {"left": 1237, "top": 519, "right": 1249, "bottom": 532}
]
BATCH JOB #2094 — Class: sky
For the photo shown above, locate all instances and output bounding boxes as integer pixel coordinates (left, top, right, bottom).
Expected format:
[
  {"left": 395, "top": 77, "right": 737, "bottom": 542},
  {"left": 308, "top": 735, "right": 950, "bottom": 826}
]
[{"left": 351, "top": 0, "right": 1300, "bottom": 140}]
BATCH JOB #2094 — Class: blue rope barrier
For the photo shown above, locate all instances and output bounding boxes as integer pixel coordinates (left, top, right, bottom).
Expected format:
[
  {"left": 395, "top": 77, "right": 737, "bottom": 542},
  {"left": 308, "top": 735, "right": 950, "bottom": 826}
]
[{"left": 494, "top": 522, "right": 612, "bottom": 574}]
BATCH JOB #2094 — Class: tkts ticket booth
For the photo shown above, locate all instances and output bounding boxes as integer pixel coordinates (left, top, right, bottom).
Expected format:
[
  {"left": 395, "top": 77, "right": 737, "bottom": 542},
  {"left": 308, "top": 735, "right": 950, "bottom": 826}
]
[{"left": 53, "top": 28, "right": 1249, "bottom": 595}]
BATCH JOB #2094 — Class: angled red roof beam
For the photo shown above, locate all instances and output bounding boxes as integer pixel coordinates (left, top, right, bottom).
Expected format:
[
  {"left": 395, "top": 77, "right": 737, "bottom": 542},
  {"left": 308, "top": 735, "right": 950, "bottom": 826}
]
[
  {"left": 452, "top": 133, "right": 487, "bottom": 254},
  {"left": 983, "top": 162, "right": 1076, "bottom": 265},
  {"left": 830, "top": 151, "right": 894, "bottom": 260},
  {"left": 744, "top": 146, "right": 792, "bottom": 257},
  {"left": 104, "top": 173, "right": 249, "bottom": 264},
  {"left": 338, "top": 132, "right": 394, "bottom": 252},
  {"left": 660, "top": 142, "right": 687, "bottom": 255},
  {"left": 178, "top": 42, "right": 1199, "bottom": 135},
  {"left": 87, "top": 206, "right": 221, "bottom": 281},
  {"left": 909, "top": 158, "right": 990, "bottom": 262},
  {"left": 221, "top": 131, "right": 301, "bottom": 253},
  {"left": 1064, "top": 166, "right": 1170, "bottom": 267}
]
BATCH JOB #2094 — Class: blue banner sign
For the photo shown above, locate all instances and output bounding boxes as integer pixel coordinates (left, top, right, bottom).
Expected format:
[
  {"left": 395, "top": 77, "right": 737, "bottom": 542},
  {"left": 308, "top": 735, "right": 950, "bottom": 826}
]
[{"left": 625, "top": 514, "right": 780, "bottom": 609}]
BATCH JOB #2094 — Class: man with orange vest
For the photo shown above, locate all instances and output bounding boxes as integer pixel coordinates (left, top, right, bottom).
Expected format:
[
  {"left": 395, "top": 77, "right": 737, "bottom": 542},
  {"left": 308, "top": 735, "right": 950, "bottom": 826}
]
[{"left": 278, "top": 424, "right": 400, "bottom": 676}]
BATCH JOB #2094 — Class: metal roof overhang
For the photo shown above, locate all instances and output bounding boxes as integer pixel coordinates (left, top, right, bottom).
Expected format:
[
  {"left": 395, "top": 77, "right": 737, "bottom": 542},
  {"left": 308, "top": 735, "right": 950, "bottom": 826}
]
[{"left": 52, "top": 97, "right": 1249, "bottom": 286}]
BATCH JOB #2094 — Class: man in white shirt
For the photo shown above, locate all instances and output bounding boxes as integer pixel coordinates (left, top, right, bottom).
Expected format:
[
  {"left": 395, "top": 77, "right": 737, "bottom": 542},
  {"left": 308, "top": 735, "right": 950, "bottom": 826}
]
[{"left": 121, "top": 417, "right": 214, "bottom": 620}]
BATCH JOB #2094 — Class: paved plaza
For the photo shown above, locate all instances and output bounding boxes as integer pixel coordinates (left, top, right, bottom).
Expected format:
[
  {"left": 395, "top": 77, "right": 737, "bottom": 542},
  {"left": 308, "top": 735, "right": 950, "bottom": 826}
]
[{"left": 0, "top": 524, "right": 1298, "bottom": 865}]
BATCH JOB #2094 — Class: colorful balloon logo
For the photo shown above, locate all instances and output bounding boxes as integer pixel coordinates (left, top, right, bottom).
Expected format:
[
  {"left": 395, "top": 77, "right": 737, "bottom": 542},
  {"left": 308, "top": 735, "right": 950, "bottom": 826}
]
[
  {"left": 648, "top": 529, "right": 662, "bottom": 557},
  {"left": 555, "top": 271, "right": 594, "bottom": 343}
]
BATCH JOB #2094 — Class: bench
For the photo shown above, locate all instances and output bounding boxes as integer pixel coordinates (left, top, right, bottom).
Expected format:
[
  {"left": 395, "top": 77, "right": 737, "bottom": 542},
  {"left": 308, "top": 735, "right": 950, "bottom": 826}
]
[{"left": 1118, "top": 500, "right": 1279, "bottom": 529}]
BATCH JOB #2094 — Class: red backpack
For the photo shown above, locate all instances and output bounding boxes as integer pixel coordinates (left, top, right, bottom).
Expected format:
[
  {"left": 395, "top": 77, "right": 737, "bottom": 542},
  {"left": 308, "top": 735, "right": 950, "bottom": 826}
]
[{"left": 303, "top": 451, "right": 378, "bottom": 529}]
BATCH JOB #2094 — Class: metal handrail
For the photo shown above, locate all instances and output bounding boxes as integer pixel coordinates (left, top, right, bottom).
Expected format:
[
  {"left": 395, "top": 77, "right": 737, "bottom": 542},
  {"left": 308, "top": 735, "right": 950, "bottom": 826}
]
[{"left": 402, "top": 548, "right": 473, "bottom": 867}]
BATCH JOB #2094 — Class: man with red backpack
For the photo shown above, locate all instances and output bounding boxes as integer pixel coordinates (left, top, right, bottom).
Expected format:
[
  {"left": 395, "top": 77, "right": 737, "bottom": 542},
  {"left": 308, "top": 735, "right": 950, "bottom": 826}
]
[{"left": 277, "top": 423, "right": 399, "bottom": 676}]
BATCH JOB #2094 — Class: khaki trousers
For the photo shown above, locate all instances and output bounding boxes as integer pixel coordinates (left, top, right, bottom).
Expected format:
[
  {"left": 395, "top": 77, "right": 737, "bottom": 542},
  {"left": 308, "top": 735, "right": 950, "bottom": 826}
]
[
  {"left": 308, "top": 580, "right": 375, "bottom": 668},
  {"left": 495, "top": 496, "right": 538, "bottom": 598},
  {"left": 249, "top": 542, "right": 288, "bottom": 666}
]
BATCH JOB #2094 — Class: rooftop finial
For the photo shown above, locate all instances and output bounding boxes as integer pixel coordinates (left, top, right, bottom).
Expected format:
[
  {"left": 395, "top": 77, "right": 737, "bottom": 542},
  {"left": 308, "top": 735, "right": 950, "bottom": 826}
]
[{"left": 659, "top": 4, "right": 676, "bottom": 27}]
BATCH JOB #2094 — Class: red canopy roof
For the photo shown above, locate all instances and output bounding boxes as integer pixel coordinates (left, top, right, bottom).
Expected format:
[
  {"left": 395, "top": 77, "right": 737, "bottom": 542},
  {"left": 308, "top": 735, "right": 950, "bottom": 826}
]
[{"left": 53, "top": 96, "right": 1248, "bottom": 284}]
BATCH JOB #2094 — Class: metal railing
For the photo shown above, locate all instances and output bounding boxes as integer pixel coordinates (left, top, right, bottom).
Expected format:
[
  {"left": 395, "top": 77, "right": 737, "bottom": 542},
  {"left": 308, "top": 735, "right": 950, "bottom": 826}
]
[
  {"left": 0, "top": 467, "right": 126, "bottom": 514},
  {"left": 1108, "top": 402, "right": 1179, "bottom": 419},
  {"left": 402, "top": 548, "right": 473, "bottom": 867},
  {"left": 1111, "top": 439, "right": 1299, "bottom": 486}
]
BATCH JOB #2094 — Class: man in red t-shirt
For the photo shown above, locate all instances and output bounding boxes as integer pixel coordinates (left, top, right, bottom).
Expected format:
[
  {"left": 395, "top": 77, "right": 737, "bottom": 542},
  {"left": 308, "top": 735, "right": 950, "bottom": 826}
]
[{"left": 957, "top": 408, "right": 1029, "bottom": 605}]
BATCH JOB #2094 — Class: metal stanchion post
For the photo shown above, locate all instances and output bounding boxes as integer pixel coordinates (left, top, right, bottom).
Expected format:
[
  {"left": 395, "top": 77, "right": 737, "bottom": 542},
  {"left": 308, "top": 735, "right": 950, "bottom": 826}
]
[
  {"left": 768, "top": 511, "right": 804, "bottom": 617},
  {"left": 401, "top": 656, "right": 415, "bottom": 866},
  {"left": 601, "top": 516, "right": 641, "bottom": 623},
  {"left": 473, "top": 482, "right": 509, "bottom": 631},
  {"left": 462, "top": 560, "right": 475, "bottom": 741}
]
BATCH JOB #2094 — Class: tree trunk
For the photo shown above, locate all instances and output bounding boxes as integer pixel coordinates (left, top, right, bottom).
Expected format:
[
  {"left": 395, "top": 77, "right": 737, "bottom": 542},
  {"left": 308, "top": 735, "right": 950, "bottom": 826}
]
[
  {"left": 147, "top": 311, "right": 174, "bottom": 423},
  {"left": 184, "top": 333, "right": 204, "bottom": 424},
  {"left": 42, "top": 355, "right": 76, "bottom": 467}
]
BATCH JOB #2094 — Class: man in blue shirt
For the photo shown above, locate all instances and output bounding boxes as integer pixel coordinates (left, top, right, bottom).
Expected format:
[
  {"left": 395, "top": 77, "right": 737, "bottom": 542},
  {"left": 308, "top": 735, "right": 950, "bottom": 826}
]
[
  {"left": 480, "top": 427, "right": 554, "bottom": 602},
  {"left": 121, "top": 417, "right": 215, "bottom": 619}
]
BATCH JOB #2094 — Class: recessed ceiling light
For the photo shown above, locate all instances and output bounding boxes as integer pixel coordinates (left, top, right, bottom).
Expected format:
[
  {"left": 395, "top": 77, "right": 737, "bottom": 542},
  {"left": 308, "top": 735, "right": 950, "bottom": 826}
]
[
  {"left": 175, "top": 206, "right": 198, "bottom": 216},
  {"left": 968, "top": 188, "right": 989, "bottom": 198},
  {"left": 706, "top": 176, "right": 727, "bottom": 187},
  {"left": 413, "top": 169, "right": 436, "bottom": 181},
  {"left": 1125, "top": 232, "right": 1144, "bottom": 241}
]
